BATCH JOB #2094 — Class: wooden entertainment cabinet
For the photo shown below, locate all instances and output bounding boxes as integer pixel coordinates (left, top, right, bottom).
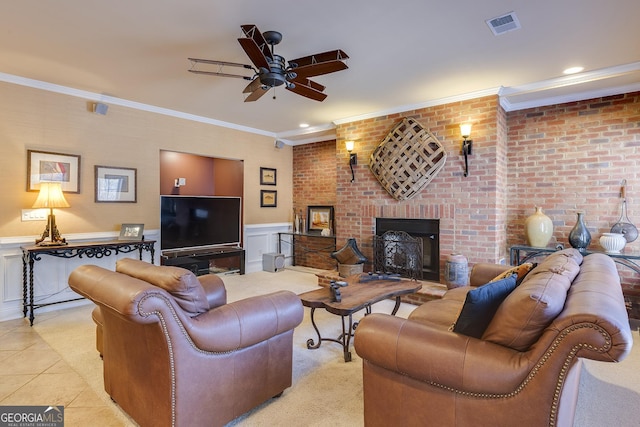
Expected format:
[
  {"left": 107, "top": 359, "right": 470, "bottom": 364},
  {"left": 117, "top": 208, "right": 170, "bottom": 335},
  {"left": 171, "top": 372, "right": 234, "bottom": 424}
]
[{"left": 161, "top": 246, "right": 245, "bottom": 275}]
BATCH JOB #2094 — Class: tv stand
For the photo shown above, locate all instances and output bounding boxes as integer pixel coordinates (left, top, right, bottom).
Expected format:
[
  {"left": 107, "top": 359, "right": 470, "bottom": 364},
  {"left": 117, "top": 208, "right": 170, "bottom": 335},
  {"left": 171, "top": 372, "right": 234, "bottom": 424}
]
[{"left": 161, "top": 246, "right": 245, "bottom": 275}]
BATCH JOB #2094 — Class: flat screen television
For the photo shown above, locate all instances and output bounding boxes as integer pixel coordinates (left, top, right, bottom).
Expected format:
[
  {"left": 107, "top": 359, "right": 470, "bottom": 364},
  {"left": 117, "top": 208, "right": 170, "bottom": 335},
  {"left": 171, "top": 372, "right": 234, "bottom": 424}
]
[{"left": 160, "top": 196, "right": 242, "bottom": 252}]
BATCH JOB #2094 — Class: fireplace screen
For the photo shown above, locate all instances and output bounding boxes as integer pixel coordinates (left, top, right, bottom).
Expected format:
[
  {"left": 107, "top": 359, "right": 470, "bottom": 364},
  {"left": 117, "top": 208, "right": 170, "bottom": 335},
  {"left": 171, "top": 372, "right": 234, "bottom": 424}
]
[{"left": 373, "top": 230, "right": 423, "bottom": 280}]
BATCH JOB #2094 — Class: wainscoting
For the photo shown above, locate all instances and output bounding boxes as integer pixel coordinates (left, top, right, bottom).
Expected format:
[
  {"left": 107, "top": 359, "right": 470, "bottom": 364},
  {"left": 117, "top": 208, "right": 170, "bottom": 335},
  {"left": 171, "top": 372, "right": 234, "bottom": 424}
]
[
  {"left": 243, "top": 223, "right": 292, "bottom": 273},
  {"left": 0, "top": 224, "right": 291, "bottom": 322}
]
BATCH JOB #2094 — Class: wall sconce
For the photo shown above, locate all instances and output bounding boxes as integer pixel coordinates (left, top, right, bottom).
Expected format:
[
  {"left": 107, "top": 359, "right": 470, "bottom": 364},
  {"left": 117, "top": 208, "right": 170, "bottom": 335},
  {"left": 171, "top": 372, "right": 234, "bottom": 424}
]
[
  {"left": 345, "top": 140, "right": 357, "bottom": 182},
  {"left": 32, "top": 182, "right": 70, "bottom": 246},
  {"left": 460, "top": 124, "right": 473, "bottom": 177}
]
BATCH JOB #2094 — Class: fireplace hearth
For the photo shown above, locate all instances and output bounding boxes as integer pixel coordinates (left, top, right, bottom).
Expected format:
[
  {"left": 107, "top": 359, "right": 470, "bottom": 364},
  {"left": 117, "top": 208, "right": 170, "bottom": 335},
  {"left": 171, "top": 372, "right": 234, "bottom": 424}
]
[{"left": 375, "top": 218, "right": 440, "bottom": 281}]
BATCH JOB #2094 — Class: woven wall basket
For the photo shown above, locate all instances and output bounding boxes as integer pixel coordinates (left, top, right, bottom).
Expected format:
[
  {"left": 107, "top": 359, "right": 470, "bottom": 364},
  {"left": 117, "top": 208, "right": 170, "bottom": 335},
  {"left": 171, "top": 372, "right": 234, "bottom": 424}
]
[{"left": 369, "top": 117, "right": 447, "bottom": 201}]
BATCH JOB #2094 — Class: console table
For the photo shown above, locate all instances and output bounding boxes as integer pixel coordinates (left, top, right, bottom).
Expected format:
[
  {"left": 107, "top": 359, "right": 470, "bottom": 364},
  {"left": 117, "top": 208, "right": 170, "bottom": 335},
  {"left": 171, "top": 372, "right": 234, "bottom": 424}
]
[
  {"left": 510, "top": 244, "right": 640, "bottom": 274},
  {"left": 21, "top": 240, "right": 156, "bottom": 326},
  {"left": 277, "top": 232, "right": 336, "bottom": 266}
]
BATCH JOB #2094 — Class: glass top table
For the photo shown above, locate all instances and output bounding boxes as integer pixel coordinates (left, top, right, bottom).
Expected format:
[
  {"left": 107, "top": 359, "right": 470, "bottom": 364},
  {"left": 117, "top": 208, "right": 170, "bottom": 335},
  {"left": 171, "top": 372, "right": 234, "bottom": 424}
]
[{"left": 509, "top": 244, "right": 640, "bottom": 274}]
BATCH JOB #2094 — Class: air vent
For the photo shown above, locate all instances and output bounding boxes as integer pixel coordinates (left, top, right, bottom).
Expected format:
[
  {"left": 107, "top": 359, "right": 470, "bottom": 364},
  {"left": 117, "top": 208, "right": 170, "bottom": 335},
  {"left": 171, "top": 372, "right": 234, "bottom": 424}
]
[{"left": 486, "top": 12, "right": 521, "bottom": 36}]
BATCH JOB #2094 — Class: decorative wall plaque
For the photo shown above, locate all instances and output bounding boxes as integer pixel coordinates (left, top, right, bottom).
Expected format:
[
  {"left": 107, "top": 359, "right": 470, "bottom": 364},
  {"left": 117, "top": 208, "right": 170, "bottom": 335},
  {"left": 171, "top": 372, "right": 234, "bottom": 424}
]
[{"left": 369, "top": 117, "right": 447, "bottom": 200}]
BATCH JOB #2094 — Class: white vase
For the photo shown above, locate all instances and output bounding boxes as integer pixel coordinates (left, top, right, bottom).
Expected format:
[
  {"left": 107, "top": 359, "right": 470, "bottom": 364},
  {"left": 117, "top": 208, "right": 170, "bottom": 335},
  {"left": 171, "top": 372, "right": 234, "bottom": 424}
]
[
  {"left": 524, "top": 207, "right": 553, "bottom": 247},
  {"left": 599, "top": 233, "right": 626, "bottom": 253}
]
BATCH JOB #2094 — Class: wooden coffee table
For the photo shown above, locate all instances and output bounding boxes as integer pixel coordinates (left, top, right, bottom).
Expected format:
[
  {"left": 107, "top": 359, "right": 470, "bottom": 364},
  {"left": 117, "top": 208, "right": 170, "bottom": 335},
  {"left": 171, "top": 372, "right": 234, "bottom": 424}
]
[{"left": 299, "top": 276, "right": 422, "bottom": 362}]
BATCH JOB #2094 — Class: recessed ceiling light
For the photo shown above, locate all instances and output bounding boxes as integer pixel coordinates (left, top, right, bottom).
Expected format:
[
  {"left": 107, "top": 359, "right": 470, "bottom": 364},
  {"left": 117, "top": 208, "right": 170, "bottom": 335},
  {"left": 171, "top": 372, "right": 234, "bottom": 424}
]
[
  {"left": 563, "top": 66, "right": 584, "bottom": 75},
  {"left": 299, "top": 123, "right": 309, "bottom": 128}
]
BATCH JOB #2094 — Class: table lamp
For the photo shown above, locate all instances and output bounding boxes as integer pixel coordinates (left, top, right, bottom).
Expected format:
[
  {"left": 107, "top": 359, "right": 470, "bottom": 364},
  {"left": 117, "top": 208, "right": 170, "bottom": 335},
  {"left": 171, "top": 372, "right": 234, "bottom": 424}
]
[{"left": 32, "top": 182, "right": 70, "bottom": 246}]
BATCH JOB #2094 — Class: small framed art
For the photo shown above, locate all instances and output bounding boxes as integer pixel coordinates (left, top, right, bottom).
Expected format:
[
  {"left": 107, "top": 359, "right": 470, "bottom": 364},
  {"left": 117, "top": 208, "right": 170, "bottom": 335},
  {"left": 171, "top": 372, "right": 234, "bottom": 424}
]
[
  {"left": 260, "top": 167, "right": 277, "bottom": 185},
  {"left": 27, "top": 150, "right": 81, "bottom": 193},
  {"left": 260, "top": 190, "right": 277, "bottom": 207},
  {"left": 95, "top": 165, "right": 137, "bottom": 203},
  {"left": 307, "top": 205, "right": 334, "bottom": 233},
  {"left": 119, "top": 223, "right": 145, "bottom": 241}
]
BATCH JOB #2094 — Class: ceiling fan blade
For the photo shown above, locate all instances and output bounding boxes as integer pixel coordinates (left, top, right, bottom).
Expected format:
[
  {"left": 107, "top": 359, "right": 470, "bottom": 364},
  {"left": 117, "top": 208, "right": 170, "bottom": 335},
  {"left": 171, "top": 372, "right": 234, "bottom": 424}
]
[
  {"left": 244, "top": 85, "right": 270, "bottom": 102},
  {"left": 188, "top": 69, "right": 252, "bottom": 80},
  {"left": 188, "top": 58, "right": 254, "bottom": 70},
  {"left": 286, "top": 79, "right": 327, "bottom": 102},
  {"left": 288, "top": 50, "right": 349, "bottom": 79},
  {"left": 290, "top": 77, "right": 325, "bottom": 92},
  {"left": 238, "top": 24, "right": 272, "bottom": 70},
  {"left": 242, "top": 78, "right": 264, "bottom": 94}
]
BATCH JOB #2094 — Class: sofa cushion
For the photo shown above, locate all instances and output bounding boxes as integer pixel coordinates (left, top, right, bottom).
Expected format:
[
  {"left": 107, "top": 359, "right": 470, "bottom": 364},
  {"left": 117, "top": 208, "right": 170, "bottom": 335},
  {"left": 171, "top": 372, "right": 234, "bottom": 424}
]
[
  {"left": 452, "top": 274, "right": 518, "bottom": 338},
  {"left": 116, "top": 258, "right": 209, "bottom": 316},
  {"left": 482, "top": 248, "right": 583, "bottom": 351},
  {"left": 490, "top": 262, "right": 535, "bottom": 284}
]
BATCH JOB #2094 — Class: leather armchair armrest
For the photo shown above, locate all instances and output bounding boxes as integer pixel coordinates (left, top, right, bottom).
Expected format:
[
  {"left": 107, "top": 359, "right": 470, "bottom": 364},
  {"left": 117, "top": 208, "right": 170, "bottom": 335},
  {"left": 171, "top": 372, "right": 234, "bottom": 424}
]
[
  {"left": 184, "top": 290, "right": 304, "bottom": 352},
  {"left": 469, "top": 263, "right": 512, "bottom": 287},
  {"left": 198, "top": 274, "right": 227, "bottom": 308},
  {"left": 354, "top": 313, "right": 531, "bottom": 395}
]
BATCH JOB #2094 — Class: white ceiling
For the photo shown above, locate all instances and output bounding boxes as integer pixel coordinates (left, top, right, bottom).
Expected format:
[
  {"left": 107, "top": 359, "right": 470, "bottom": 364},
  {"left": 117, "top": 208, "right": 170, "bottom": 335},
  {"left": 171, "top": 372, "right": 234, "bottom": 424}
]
[{"left": 1, "top": 0, "right": 639, "bottom": 144}]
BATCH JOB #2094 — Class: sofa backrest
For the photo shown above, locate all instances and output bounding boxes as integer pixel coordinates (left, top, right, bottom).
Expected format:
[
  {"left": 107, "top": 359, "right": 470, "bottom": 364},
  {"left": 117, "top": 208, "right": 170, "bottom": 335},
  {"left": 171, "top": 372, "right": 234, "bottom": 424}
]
[{"left": 482, "top": 248, "right": 583, "bottom": 351}]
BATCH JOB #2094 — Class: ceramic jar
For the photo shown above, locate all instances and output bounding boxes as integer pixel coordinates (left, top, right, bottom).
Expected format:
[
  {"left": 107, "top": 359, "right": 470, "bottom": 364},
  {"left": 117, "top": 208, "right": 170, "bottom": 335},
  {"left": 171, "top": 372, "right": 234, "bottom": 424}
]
[
  {"left": 524, "top": 207, "right": 553, "bottom": 247},
  {"left": 568, "top": 212, "right": 591, "bottom": 252},
  {"left": 444, "top": 253, "right": 468, "bottom": 289},
  {"left": 599, "top": 232, "right": 626, "bottom": 253}
]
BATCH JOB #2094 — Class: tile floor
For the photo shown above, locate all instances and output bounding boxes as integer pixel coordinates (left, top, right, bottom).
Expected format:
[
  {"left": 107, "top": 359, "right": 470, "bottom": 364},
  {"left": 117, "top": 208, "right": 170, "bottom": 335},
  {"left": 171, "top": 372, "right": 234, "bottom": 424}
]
[{"left": 0, "top": 314, "right": 125, "bottom": 426}]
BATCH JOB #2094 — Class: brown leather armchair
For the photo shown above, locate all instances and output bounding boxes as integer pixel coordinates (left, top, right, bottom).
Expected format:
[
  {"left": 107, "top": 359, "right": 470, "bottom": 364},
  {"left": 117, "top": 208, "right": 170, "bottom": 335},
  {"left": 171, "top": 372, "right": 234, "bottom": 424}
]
[
  {"left": 69, "top": 258, "right": 304, "bottom": 427},
  {"left": 354, "top": 251, "right": 633, "bottom": 427}
]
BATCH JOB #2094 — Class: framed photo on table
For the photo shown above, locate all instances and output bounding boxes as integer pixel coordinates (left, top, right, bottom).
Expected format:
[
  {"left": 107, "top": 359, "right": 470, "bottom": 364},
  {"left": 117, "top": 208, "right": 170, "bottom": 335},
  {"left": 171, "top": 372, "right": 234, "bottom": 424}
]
[
  {"left": 260, "top": 167, "right": 277, "bottom": 185},
  {"left": 119, "top": 223, "right": 145, "bottom": 241},
  {"left": 95, "top": 165, "right": 137, "bottom": 203},
  {"left": 27, "top": 150, "right": 81, "bottom": 193},
  {"left": 307, "top": 205, "right": 334, "bottom": 233}
]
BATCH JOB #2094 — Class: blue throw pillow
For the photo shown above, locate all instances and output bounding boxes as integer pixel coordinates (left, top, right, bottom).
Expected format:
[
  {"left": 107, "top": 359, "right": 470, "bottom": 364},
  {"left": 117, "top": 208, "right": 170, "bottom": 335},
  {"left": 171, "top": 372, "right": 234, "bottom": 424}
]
[{"left": 453, "top": 274, "right": 517, "bottom": 338}]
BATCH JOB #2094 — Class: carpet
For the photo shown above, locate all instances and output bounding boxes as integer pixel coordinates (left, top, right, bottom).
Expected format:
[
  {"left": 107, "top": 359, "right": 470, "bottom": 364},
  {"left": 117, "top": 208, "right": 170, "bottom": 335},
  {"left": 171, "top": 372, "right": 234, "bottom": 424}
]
[{"left": 33, "top": 268, "right": 640, "bottom": 426}]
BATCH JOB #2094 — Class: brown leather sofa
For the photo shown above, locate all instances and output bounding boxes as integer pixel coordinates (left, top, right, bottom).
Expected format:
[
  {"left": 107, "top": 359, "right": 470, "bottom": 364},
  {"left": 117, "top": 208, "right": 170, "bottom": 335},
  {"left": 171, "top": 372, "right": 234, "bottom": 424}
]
[
  {"left": 69, "top": 258, "right": 304, "bottom": 427},
  {"left": 354, "top": 249, "right": 633, "bottom": 427}
]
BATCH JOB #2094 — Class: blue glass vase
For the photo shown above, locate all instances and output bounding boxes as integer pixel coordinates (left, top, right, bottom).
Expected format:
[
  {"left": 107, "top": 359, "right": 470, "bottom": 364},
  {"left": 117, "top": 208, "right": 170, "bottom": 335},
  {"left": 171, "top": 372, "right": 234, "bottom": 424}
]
[{"left": 568, "top": 212, "right": 591, "bottom": 252}]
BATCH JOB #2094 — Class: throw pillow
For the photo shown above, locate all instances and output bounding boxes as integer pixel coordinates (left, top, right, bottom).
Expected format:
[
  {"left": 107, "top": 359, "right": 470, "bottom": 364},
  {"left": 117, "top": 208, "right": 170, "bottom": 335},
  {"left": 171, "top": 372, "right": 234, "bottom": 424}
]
[
  {"left": 116, "top": 258, "right": 209, "bottom": 316},
  {"left": 490, "top": 262, "right": 535, "bottom": 284},
  {"left": 482, "top": 248, "right": 582, "bottom": 350},
  {"left": 452, "top": 274, "right": 518, "bottom": 339}
]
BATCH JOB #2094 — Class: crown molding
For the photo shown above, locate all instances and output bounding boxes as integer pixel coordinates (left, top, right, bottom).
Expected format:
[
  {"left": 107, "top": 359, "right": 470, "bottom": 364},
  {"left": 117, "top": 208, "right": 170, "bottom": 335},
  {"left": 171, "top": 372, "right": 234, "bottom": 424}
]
[
  {"left": 0, "top": 72, "right": 275, "bottom": 138},
  {"left": 332, "top": 87, "right": 501, "bottom": 125}
]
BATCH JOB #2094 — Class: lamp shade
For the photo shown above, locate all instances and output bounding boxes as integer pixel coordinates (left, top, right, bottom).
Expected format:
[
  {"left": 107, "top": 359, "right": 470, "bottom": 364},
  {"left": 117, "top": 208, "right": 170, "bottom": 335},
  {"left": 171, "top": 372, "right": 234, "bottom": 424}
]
[
  {"left": 460, "top": 124, "right": 472, "bottom": 139},
  {"left": 345, "top": 140, "right": 355, "bottom": 152},
  {"left": 32, "top": 182, "right": 70, "bottom": 209}
]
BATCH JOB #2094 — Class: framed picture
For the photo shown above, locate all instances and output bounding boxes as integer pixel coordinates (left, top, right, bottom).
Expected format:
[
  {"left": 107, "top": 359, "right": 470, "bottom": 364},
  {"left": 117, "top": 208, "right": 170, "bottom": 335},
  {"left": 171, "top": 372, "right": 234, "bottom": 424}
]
[
  {"left": 95, "top": 165, "right": 137, "bottom": 203},
  {"left": 27, "top": 150, "right": 81, "bottom": 193},
  {"left": 260, "top": 190, "right": 277, "bottom": 207},
  {"left": 119, "top": 223, "right": 144, "bottom": 241},
  {"left": 307, "top": 205, "right": 334, "bottom": 233},
  {"left": 260, "top": 167, "right": 277, "bottom": 185}
]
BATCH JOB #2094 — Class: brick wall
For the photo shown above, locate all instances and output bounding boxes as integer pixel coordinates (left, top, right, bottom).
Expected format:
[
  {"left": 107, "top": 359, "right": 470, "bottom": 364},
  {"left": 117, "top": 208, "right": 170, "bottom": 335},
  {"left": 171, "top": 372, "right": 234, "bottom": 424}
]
[
  {"left": 292, "top": 92, "right": 640, "bottom": 302},
  {"left": 506, "top": 91, "right": 640, "bottom": 296},
  {"left": 292, "top": 140, "right": 337, "bottom": 269}
]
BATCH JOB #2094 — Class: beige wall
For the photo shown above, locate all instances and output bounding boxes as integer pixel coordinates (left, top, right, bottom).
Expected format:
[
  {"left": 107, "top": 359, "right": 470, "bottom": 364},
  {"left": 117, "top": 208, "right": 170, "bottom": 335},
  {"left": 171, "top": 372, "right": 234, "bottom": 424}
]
[{"left": 0, "top": 81, "right": 293, "bottom": 238}]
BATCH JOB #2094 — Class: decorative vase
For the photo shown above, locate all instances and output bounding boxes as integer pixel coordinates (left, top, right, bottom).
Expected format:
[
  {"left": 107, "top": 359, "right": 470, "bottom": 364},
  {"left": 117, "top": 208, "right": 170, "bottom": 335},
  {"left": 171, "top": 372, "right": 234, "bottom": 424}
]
[
  {"left": 444, "top": 253, "right": 469, "bottom": 289},
  {"left": 524, "top": 207, "right": 553, "bottom": 247},
  {"left": 599, "top": 232, "right": 626, "bottom": 254},
  {"left": 568, "top": 212, "right": 591, "bottom": 252}
]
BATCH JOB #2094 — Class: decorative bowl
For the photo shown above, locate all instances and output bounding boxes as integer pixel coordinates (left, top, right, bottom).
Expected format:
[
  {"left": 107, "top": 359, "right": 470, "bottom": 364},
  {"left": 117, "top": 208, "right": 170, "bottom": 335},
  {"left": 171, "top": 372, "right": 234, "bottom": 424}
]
[{"left": 599, "top": 232, "right": 626, "bottom": 253}]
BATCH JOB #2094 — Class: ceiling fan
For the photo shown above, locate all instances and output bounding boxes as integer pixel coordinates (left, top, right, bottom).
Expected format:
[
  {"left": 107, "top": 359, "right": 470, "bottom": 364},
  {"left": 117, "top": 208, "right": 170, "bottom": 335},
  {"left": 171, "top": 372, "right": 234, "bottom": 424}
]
[{"left": 188, "top": 24, "right": 349, "bottom": 102}]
